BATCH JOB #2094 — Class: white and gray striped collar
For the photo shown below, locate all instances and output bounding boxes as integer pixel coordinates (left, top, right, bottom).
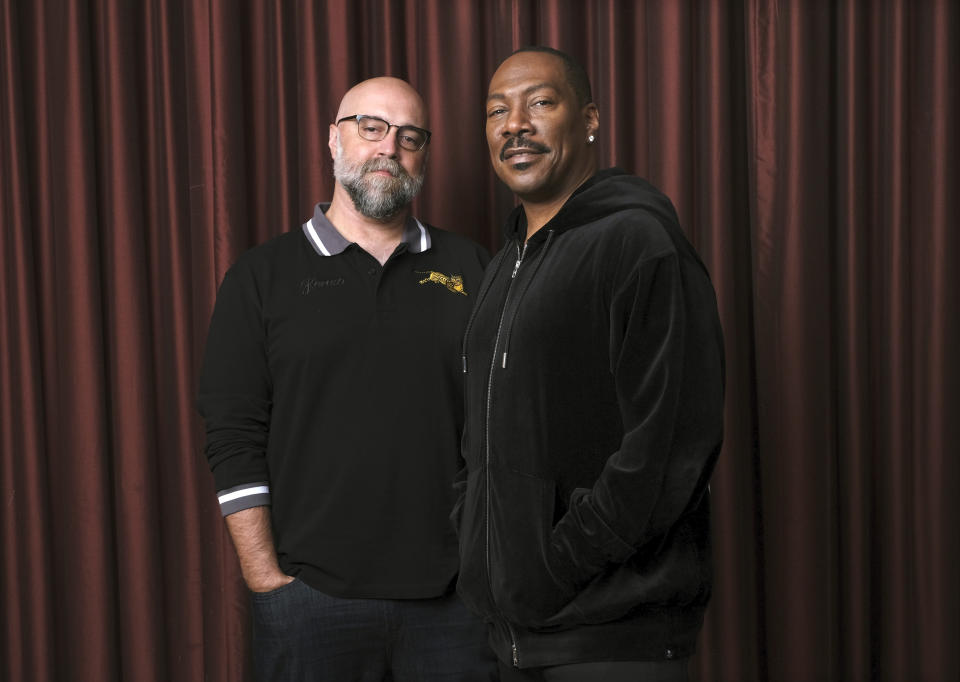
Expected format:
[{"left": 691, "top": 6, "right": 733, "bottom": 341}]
[{"left": 302, "top": 202, "right": 431, "bottom": 257}]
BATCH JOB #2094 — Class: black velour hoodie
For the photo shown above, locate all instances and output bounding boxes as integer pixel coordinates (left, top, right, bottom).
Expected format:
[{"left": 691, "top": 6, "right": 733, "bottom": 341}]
[{"left": 454, "top": 168, "right": 725, "bottom": 669}]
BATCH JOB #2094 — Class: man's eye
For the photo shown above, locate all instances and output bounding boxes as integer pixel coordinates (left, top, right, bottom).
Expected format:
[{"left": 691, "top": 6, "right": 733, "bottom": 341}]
[{"left": 533, "top": 99, "right": 552, "bottom": 107}]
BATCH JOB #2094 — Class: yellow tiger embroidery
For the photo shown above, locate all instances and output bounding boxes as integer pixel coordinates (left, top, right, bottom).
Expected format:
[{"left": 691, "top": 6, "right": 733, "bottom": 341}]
[{"left": 416, "top": 270, "right": 467, "bottom": 295}]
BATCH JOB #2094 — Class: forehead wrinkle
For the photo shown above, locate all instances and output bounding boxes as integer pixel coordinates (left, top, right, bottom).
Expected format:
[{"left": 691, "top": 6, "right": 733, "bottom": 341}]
[
  {"left": 339, "top": 102, "right": 423, "bottom": 129},
  {"left": 487, "top": 82, "right": 558, "bottom": 102}
]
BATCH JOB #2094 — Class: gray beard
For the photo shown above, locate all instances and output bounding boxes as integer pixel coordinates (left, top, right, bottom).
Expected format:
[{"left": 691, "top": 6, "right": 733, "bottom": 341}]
[{"left": 333, "top": 144, "right": 424, "bottom": 220}]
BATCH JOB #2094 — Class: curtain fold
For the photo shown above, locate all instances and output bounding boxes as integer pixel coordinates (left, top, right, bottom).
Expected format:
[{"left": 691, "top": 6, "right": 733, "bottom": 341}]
[
  {"left": 1, "top": 3, "right": 55, "bottom": 680},
  {"left": 2, "top": 1, "right": 956, "bottom": 680},
  {"left": 746, "top": 2, "right": 839, "bottom": 679}
]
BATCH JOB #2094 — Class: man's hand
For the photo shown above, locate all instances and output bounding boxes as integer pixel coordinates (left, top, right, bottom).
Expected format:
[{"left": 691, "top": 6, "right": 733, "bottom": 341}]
[
  {"left": 224, "top": 506, "right": 295, "bottom": 593},
  {"left": 247, "top": 571, "right": 295, "bottom": 594}
]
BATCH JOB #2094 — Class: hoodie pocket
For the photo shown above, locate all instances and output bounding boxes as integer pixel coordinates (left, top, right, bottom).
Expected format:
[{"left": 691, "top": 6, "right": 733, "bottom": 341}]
[
  {"left": 540, "top": 515, "right": 711, "bottom": 628},
  {"left": 487, "top": 469, "right": 577, "bottom": 626}
]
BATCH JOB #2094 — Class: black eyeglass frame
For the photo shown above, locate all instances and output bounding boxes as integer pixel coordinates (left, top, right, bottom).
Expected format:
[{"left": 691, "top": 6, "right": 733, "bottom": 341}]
[{"left": 336, "top": 115, "right": 432, "bottom": 152}]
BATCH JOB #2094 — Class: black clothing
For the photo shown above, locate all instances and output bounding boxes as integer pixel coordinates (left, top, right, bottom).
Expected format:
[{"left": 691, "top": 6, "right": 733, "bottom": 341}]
[
  {"left": 455, "top": 169, "right": 724, "bottom": 667},
  {"left": 199, "top": 205, "right": 488, "bottom": 599},
  {"left": 250, "top": 580, "right": 497, "bottom": 681},
  {"left": 497, "top": 658, "right": 689, "bottom": 682}
]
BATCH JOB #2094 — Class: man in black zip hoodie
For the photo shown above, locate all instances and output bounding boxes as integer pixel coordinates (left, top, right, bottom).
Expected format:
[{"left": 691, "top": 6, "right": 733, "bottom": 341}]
[{"left": 454, "top": 47, "right": 724, "bottom": 681}]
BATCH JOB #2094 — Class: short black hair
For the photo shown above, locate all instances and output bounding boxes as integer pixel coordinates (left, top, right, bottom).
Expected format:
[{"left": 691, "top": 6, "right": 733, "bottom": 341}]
[{"left": 509, "top": 46, "right": 593, "bottom": 106}]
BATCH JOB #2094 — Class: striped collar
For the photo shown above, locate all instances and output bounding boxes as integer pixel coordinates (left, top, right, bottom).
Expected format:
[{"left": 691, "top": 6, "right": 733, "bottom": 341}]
[{"left": 302, "top": 202, "right": 431, "bottom": 257}]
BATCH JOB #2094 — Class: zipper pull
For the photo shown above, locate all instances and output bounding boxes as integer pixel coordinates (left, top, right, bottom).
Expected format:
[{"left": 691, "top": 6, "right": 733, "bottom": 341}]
[
  {"left": 512, "top": 642, "right": 520, "bottom": 667},
  {"left": 511, "top": 242, "right": 527, "bottom": 278}
]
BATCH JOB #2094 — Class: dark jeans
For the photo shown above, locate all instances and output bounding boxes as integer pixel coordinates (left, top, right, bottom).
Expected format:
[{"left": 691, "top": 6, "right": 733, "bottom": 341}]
[
  {"left": 250, "top": 578, "right": 497, "bottom": 682},
  {"left": 498, "top": 658, "right": 690, "bottom": 682}
]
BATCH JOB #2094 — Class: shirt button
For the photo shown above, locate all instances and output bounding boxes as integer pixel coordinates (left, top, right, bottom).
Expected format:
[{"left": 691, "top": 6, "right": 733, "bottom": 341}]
[
  {"left": 367, "top": 268, "right": 377, "bottom": 276},
  {"left": 665, "top": 648, "right": 675, "bottom": 659}
]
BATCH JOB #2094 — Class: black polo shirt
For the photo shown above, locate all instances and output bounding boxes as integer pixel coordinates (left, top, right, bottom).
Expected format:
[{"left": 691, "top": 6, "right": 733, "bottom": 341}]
[{"left": 198, "top": 203, "right": 489, "bottom": 598}]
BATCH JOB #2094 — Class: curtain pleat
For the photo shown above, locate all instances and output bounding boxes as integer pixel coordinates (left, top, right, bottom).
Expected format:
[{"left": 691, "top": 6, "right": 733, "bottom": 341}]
[
  {"left": 1, "top": 2, "right": 55, "bottom": 679},
  {"left": 1, "top": 1, "right": 956, "bottom": 680}
]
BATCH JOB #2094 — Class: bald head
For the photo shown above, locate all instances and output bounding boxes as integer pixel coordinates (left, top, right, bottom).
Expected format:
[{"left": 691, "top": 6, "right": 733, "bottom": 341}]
[{"left": 335, "top": 77, "right": 428, "bottom": 129}]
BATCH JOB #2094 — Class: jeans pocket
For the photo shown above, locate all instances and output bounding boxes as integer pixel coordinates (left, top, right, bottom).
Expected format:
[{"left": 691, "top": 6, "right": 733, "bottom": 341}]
[{"left": 250, "top": 577, "right": 301, "bottom": 602}]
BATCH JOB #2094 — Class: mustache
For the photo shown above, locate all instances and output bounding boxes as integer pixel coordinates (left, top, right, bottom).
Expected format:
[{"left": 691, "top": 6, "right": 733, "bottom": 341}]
[
  {"left": 361, "top": 157, "right": 409, "bottom": 178},
  {"left": 500, "top": 136, "right": 550, "bottom": 161}
]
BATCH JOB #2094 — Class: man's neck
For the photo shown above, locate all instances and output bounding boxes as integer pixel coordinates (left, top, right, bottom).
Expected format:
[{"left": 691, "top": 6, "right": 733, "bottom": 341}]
[
  {"left": 520, "top": 163, "right": 597, "bottom": 241},
  {"left": 324, "top": 185, "right": 408, "bottom": 265},
  {"left": 522, "top": 195, "right": 571, "bottom": 240}
]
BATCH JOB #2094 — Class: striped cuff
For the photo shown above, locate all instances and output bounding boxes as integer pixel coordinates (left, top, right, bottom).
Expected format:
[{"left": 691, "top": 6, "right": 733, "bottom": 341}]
[{"left": 217, "top": 482, "right": 271, "bottom": 516}]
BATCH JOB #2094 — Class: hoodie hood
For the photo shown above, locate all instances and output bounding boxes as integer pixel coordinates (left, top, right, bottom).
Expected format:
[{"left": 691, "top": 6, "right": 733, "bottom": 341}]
[
  {"left": 464, "top": 167, "right": 705, "bottom": 376},
  {"left": 504, "top": 167, "right": 683, "bottom": 244}
]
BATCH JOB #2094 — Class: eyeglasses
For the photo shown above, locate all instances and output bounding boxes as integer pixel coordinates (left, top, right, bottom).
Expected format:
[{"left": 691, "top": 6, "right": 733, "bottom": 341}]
[{"left": 336, "top": 115, "right": 432, "bottom": 152}]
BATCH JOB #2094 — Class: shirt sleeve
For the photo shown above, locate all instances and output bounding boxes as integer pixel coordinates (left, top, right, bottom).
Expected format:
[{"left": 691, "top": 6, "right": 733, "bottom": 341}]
[
  {"left": 549, "top": 249, "right": 725, "bottom": 585},
  {"left": 197, "top": 259, "right": 273, "bottom": 516}
]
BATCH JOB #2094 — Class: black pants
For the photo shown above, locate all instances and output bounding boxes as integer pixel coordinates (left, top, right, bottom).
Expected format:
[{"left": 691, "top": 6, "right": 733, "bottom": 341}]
[
  {"left": 498, "top": 658, "right": 690, "bottom": 682},
  {"left": 250, "top": 578, "right": 497, "bottom": 681}
]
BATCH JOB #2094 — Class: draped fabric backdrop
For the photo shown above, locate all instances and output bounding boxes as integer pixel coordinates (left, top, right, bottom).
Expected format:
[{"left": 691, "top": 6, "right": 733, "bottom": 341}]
[{"left": 1, "top": 1, "right": 957, "bottom": 680}]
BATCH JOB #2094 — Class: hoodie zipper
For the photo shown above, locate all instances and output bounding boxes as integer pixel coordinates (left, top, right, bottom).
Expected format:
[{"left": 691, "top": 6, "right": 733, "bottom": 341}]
[
  {"left": 509, "top": 623, "right": 521, "bottom": 667},
  {"left": 500, "top": 242, "right": 528, "bottom": 368},
  {"left": 484, "top": 233, "right": 557, "bottom": 666},
  {"left": 511, "top": 242, "right": 527, "bottom": 278},
  {"left": 484, "top": 240, "right": 527, "bottom": 667}
]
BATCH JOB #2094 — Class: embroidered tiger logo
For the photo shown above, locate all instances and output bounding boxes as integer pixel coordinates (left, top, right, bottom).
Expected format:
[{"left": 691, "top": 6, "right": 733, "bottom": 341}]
[{"left": 416, "top": 270, "right": 467, "bottom": 295}]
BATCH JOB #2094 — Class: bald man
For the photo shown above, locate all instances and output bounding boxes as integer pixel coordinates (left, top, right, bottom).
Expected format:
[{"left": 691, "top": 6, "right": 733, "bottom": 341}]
[{"left": 198, "top": 77, "right": 496, "bottom": 681}]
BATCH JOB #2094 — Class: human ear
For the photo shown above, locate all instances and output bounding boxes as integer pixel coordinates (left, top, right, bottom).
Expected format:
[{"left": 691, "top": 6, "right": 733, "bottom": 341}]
[
  {"left": 583, "top": 103, "right": 600, "bottom": 139},
  {"left": 328, "top": 124, "right": 340, "bottom": 160}
]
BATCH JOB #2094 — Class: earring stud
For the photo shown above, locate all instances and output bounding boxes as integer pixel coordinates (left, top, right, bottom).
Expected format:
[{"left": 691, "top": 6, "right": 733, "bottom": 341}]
[{"left": 588, "top": 135, "right": 595, "bottom": 143}]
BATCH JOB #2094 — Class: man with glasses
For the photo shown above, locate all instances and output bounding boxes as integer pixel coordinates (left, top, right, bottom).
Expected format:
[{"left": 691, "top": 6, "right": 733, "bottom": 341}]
[{"left": 198, "top": 77, "right": 496, "bottom": 681}]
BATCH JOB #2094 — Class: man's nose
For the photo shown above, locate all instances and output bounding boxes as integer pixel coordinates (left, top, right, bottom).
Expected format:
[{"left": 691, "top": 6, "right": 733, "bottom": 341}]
[
  {"left": 374, "top": 127, "right": 400, "bottom": 155},
  {"left": 502, "top": 107, "right": 532, "bottom": 137}
]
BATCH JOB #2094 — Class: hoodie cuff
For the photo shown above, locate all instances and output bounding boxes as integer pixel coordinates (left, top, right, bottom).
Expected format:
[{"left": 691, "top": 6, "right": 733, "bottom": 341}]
[{"left": 217, "top": 482, "right": 271, "bottom": 516}]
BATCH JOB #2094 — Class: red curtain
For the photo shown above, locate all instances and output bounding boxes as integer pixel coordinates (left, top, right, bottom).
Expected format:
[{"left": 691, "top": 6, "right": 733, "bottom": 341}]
[{"left": 1, "top": 1, "right": 957, "bottom": 680}]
